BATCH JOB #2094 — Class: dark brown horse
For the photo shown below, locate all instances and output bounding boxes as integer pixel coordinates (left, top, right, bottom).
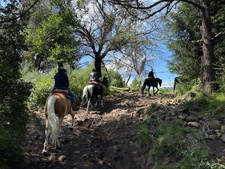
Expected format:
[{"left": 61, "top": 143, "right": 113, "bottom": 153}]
[
  {"left": 42, "top": 92, "right": 76, "bottom": 154},
  {"left": 141, "top": 77, "right": 162, "bottom": 96}
]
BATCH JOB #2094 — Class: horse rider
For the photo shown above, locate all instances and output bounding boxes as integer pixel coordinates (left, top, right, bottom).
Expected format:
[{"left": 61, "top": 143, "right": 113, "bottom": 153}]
[
  {"left": 52, "top": 63, "right": 79, "bottom": 111},
  {"left": 89, "top": 68, "right": 103, "bottom": 90},
  {"left": 148, "top": 68, "right": 155, "bottom": 81},
  {"left": 89, "top": 69, "right": 99, "bottom": 83}
]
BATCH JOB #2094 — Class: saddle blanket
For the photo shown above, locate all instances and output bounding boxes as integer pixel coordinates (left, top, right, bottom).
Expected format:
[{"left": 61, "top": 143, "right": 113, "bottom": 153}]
[{"left": 53, "top": 89, "right": 69, "bottom": 94}]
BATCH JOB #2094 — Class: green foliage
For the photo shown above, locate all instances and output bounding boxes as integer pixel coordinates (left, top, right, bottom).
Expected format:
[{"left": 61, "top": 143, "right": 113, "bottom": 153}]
[
  {"left": 208, "top": 158, "right": 225, "bottom": 169},
  {"left": 130, "top": 78, "right": 143, "bottom": 90},
  {"left": 146, "top": 103, "right": 161, "bottom": 115},
  {"left": 22, "top": 63, "right": 127, "bottom": 107},
  {"left": 174, "top": 79, "right": 201, "bottom": 96},
  {"left": 165, "top": 1, "right": 225, "bottom": 91},
  {"left": 0, "top": 1, "right": 32, "bottom": 168},
  {"left": 216, "top": 63, "right": 225, "bottom": 92},
  {"left": 26, "top": 71, "right": 55, "bottom": 108},
  {"left": 25, "top": 0, "right": 81, "bottom": 67},
  {"left": 137, "top": 124, "right": 153, "bottom": 147},
  {"left": 190, "top": 92, "right": 225, "bottom": 118},
  {"left": 138, "top": 119, "right": 210, "bottom": 169},
  {"left": 158, "top": 88, "right": 171, "bottom": 94},
  {"left": 212, "top": 1, "right": 225, "bottom": 86},
  {"left": 107, "top": 69, "right": 126, "bottom": 88},
  {"left": 69, "top": 66, "right": 94, "bottom": 103},
  {"left": 176, "top": 90, "right": 225, "bottom": 119},
  {"left": 165, "top": 1, "right": 202, "bottom": 80}
]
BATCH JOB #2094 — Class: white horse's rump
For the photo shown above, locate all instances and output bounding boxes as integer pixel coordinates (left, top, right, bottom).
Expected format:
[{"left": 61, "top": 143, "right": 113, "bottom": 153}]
[
  {"left": 42, "top": 93, "right": 76, "bottom": 154},
  {"left": 82, "top": 85, "right": 93, "bottom": 105}
]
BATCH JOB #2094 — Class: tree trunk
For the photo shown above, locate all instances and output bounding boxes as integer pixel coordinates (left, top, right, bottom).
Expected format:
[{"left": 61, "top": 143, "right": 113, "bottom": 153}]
[
  {"left": 126, "top": 73, "right": 132, "bottom": 85},
  {"left": 200, "top": 0, "right": 216, "bottom": 92},
  {"left": 95, "top": 56, "right": 102, "bottom": 77}
]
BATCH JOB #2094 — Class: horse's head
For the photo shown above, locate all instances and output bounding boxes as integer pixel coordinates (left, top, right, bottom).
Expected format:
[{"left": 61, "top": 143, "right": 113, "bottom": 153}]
[
  {"left": 157, "top": 78, "right": 162, "bottom": 87},
  {"left": 99, "top": 77, "right": 108, "bottom": 87}
]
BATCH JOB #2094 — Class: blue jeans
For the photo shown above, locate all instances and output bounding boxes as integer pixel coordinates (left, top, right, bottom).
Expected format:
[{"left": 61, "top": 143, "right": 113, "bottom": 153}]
[{"left": 52, "top": 87, "right": 75, "bottom": 102}]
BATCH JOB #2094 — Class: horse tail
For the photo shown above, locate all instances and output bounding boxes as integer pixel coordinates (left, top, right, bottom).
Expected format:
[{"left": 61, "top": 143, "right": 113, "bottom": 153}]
[{"left": 47, "top": 95, "right": 59, "bottom": 145}]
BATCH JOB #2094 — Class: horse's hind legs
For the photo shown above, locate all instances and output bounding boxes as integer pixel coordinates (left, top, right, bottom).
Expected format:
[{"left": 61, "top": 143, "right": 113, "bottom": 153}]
[
  {"left": 100, "top": 99, "right": 104, "bottom": 108},
  {"left": 86, "top": 98, "right": 91, "bottom": 113},
  {"left": 147, "top": 87, "right": 151, "bottom": 96},
  {"left": 69, "top": 110, "right": 75, "bottom": 130},
  {"left": 42, "top": 121, "right": 50, "bottom": 154}
]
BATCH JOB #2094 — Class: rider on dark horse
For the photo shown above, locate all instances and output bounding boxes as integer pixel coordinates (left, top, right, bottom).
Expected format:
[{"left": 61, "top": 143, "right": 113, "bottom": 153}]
[
  {"left": 52, "top": 63, "right": 79, "bottom": 111},
  {"left": 148, "top": 68, "right": 155, "bottom": 82}
]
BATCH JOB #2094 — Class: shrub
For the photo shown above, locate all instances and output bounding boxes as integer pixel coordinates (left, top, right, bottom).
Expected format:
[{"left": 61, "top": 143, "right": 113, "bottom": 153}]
[
  {"left": 107, "top": 69, "right": 127, "bottom": 87},
  {"left": 130, "top": 78, "right": 143, "bottom": 90}
]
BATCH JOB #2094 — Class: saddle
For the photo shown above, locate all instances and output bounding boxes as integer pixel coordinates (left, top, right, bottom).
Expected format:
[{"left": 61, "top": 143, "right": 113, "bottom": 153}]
[
  {"left": 89, "top": 81, "right": 103, "bottom": 87},
  {"left": 52, "top": 89, "right": 71, "bottom": 100},
  {"left": 89, "top": 81, "right": 99, "bottom": 85}
]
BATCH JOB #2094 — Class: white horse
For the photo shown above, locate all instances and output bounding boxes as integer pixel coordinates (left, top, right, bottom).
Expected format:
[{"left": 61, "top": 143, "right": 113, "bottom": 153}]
[
  {"left": 81, "top": 77, "right": 108, "bottom": 113},
  {"left": 42, "top": 93, "right": 76, "bottom": 154}
]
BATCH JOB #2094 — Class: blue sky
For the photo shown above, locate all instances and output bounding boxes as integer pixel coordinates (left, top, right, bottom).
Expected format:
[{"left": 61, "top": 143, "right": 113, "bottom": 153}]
[{"left": 152, "top": 44, "right": 178, "bottom": 88}]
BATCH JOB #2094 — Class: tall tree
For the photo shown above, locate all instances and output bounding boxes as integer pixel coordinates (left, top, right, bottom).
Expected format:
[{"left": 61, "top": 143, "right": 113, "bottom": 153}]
[
  {"left": 106, "top": 0, "right": 217, "bottom": 92},
  {"left": 109, "top": 23, "right": 157, "bottom": 84},
  {"left": 165, "top": 2, "right": 202, "bottom": 80},
  {"left": 75, "top": 2, "right": 133, "bottom": 77},
  {"left": 75, "top": 0, "right": 160, "bottom": 77}
]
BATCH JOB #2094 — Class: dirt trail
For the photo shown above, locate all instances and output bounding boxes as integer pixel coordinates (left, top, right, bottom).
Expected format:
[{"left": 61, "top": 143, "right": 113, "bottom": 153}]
[{"left": 23, "top": 92, "right": 161, "bottom": 169}]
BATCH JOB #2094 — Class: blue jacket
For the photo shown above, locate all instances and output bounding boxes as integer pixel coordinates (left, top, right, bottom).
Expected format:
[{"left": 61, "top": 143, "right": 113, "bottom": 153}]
[{"left": 54, "top": 72, "right": 69, "bottom": 88}]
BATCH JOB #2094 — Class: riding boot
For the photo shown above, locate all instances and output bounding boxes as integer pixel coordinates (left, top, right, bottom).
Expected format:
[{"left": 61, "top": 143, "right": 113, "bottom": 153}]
[{"left": 71, "top": 101, "right": 79, "bottom": 111}]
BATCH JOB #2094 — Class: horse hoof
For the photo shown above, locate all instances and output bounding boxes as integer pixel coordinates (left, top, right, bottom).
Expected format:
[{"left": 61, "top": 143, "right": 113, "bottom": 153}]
[{"left": 42, "top": 150, "right": 47, "bottom": 155}]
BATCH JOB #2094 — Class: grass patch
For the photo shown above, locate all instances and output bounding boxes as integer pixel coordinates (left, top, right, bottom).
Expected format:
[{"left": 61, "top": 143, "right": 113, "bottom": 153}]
[
  {"left": 137, "top": 118, "right": 211, "bottom": 169},
  {"left": 177, "top": 91, "right": 225, "bottom": 118}
]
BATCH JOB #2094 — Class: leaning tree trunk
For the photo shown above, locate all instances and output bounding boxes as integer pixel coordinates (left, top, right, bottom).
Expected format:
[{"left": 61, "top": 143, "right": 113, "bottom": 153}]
[{"left": 200, "top": 0, "right": 216, "bottom": 92}]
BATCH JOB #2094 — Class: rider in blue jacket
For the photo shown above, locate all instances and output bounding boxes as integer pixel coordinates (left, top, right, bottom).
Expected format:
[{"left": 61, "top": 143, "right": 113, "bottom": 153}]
[{"left": 53, "top": 63, "right": 78, "bottom": 111}]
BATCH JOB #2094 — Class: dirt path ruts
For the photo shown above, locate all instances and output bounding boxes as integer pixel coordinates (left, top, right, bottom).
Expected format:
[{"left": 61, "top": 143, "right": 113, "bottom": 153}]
[{"left": 23, "top": 93, "right": 160, "bottom": 169}]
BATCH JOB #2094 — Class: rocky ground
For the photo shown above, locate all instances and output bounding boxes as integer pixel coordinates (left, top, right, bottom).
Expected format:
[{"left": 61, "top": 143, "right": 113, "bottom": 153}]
[{"left": 23, "top": 92, "right": 225, "bottom": 169}]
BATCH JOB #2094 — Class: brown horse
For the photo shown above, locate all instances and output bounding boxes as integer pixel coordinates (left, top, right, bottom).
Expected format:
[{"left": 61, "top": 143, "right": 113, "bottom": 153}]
[{"left": 42, "top": 92, "right": 76, "bottom": 154}]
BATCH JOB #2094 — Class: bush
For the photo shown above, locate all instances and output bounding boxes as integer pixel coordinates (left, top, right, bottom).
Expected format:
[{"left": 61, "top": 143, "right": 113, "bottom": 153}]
[
  {"left": 22, "top": 64, "right": 128, "bottom": 107},
  {"left": 107, "top": 69, "right": 127, "bottom": 88},
  {"left": 175, "top": 79, "right": 200, "bottom": 95},
  {"left": 130, "top": 78, "right": 143, "bottom": 90},
  {"left": 23, "top": 69, "right": 55, "bottom": 108}
]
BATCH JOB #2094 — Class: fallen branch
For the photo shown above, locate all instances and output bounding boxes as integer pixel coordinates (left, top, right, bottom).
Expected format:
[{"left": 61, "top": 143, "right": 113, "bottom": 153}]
[{"left": 110, "top": 86, "right": 130, "bottom": 91}]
